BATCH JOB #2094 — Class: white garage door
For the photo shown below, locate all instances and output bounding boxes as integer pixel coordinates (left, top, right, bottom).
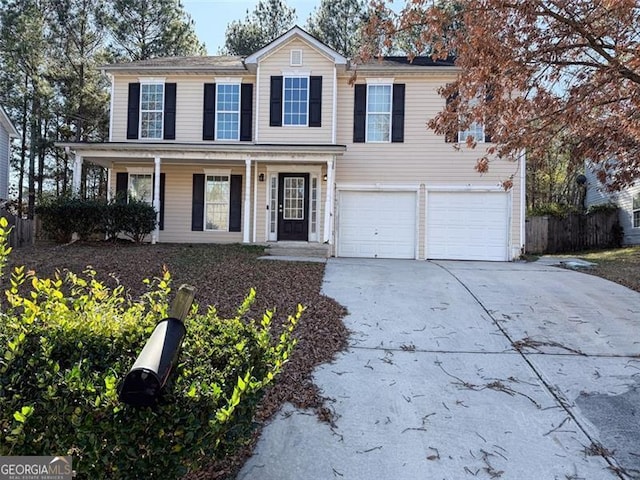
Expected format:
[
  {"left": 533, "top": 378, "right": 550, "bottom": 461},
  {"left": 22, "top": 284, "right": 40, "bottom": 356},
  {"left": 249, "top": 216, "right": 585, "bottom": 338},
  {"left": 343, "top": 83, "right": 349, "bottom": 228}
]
[
  {"left": 338, "top": 191, "right": 417, "bottom": 259},
  {"left": 427, "top": 191, "right": 509, "bottom": 261}
]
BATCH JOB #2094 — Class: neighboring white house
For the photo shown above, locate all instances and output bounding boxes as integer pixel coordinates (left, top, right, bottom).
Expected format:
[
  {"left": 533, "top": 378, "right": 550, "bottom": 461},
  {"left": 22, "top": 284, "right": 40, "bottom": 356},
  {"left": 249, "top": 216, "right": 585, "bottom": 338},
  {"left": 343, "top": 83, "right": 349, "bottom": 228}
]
[
  {"left": 60, "top": 26, "right": 526, "bottom": 261},
  {"left": 585, "top": 164, "right": 640, "bottom": 245},
  {"left": 0, "top": 105, "right": 18, "bottom": 201}
]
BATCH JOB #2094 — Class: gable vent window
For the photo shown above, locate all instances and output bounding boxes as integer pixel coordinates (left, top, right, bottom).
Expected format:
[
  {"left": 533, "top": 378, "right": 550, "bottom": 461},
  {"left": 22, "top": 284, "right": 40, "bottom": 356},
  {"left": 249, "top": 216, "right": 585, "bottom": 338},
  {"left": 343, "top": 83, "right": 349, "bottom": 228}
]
[{"left": 290, "top": 49, "right": 303, "bottom": 66}]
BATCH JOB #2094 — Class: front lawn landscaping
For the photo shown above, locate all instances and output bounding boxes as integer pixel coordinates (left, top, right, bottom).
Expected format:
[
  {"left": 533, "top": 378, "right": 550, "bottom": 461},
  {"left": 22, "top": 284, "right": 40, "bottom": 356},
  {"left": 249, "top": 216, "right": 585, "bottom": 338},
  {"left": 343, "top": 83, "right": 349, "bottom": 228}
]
[
  {"left": 5, "top": 241, "right": 347, "bottom": 479},
  {"left": 574, "top": 246, "right": 640, "bottom": 293}
]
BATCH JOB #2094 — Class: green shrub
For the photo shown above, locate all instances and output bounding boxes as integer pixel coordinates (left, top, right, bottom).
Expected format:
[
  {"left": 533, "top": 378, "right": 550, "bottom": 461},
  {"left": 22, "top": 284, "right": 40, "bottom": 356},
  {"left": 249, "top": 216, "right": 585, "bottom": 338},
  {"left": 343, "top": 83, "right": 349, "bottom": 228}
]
[
  {"left": 0, "top": 219, "right": 300, "bottom": 479},
  {"left": 586, "top": 202, "right": 618, "bottom": 214},
  {"left": 527, "top": 203, "right": 582, "bottom": 217},
  {"left": 37, "top": 196, "right": 106, "bottom": 242},
  {"left": 117, "top": 198, "right": 157, "bottom": 243},
  {"left": 37, "top": 197, "right": 158, "bottom": 243}
]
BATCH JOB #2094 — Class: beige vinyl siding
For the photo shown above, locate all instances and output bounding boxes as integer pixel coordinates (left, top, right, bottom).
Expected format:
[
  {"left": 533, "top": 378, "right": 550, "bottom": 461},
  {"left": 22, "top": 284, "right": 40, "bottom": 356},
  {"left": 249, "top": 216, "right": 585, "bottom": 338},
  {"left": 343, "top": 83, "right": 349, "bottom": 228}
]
[
  {"left": 111, "top": 75, "right": 254, "bottom": 143},
  {"left": 110, "top": 162, "right": 328, "bottom": 244},
  {"left": 335, "top": 73, "right": 523, "bottom": 257},
  {"left": 256, "top": 38, "right": 335, "bottom": 144}
]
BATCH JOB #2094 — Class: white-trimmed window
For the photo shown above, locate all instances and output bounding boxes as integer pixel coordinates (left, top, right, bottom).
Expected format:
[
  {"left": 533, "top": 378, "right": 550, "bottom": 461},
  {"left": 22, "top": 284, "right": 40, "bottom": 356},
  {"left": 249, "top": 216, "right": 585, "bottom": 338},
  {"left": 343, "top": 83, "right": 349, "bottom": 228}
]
[
  {"left": 129, "top": 174, "right": 153, "bottom": 204},
  {"left": 633, "top": 193, "right": 640, "bottom": 228},
  {"left": 283, "top": 76, "right": 308, "bottom": 126},
  {"left": 459, "top": 122, "right": 486, "bottom": 143},
  {"left": 458, "top": 97, "right": 486, "bottom": 143},
  {"left": 140, "top": 83, "right": 164, "bottom": 139},
  {"left": 366, "top": 84, "right": 392, "bottom": 142},
  {"left": 216, "top": 83, "right": 240, "bottom": 140},
  {"left": 205, "top": 174, "right": 230, "bottom": 231}
]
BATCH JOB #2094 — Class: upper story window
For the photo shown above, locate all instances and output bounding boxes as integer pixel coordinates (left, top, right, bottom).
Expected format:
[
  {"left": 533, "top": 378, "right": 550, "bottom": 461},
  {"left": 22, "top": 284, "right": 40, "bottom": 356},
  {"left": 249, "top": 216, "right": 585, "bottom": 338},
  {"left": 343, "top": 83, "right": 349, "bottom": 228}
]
[
  {"left": 216, "top": 83, "right": 240, "bottom": 140},
  {"left": 459, "top": 122, "right": 486, "bottom": 143},
  {"left": 366, "top": 84, "right": 392, "bottom": 142},
  {"left": 283, "top": 76, "right": 309, "bottom": 126},
  {"left": 270, "top": 75, "right": 322, "bottom": 128},
  {"left": 126, "top": 80, "right": 176, "bottom": 140},
  {"left": 140, "top": 83, "right": 164, "bottom": 139},
  {"left": 633, "top": 193, "right": 640, "bottom": 228},
  {"left": 353, "top": 82, "right": 405, "bottom": 143}
]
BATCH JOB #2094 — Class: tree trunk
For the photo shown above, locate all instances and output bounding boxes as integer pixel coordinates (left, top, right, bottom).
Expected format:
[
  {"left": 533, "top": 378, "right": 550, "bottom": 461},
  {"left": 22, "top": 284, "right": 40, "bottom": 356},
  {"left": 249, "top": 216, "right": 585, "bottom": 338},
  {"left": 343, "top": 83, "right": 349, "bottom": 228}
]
[{"left": 27, "top": 94, "right": 38, "bottom": 219}]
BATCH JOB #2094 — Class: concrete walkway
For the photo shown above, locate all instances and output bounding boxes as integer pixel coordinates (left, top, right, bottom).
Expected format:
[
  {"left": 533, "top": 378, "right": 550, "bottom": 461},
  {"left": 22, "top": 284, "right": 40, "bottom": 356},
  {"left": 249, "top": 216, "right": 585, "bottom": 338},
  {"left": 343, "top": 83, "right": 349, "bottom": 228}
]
[{"left": 238, "top": 259, "right": 640, "bottom": 480}]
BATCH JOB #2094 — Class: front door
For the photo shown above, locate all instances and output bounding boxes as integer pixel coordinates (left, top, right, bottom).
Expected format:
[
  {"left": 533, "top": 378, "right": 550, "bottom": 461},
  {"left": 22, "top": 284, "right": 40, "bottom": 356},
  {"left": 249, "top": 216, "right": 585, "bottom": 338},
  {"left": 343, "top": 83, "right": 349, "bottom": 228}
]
[{"left": 278, "top": 173, "right": 309, "bottom": 241}]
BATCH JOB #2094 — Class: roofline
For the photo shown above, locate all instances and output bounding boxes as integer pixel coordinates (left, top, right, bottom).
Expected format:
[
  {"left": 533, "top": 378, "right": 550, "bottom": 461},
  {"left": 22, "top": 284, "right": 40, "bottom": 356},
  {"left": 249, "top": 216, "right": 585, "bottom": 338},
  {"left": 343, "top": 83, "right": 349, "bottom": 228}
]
[
  {"left": 245, "top": 26, "right": 348, "bottom": 66},
  {"left": 0, "top": 106, "right": 18, "bottom": 138},
  {"left": 101, "top": 64, "right": 248, "bottom": 75},
  {"left": 57, "top": 141, "right": 347, "bottom": 156}
]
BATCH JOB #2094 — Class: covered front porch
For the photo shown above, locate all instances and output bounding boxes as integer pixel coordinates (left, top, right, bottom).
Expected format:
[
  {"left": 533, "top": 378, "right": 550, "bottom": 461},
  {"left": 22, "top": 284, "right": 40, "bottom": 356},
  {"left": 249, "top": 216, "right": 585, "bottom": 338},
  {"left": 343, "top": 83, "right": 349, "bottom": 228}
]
[{"left": 59, "top": 142, "right": 344, "bottom": 247}]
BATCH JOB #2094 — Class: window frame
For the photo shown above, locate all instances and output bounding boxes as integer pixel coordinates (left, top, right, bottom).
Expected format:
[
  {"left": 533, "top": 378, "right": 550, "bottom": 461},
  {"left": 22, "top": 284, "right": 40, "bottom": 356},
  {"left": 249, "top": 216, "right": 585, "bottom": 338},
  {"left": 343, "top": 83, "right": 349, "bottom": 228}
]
[
  {"left": 458, "top": 121, "right": 486, "bottom": 144},
  {"left": 139, "top": 82, "right": 165, "bottom": 140},
  {"left": 128, "top": 172, "right": 153, "bottom": 204},
  {"left": 365, "top": 84, "right": 392, "bottom": 143},
  {"left": 204, "top": 171, "right": 231, "bottom": 232},
  {"left": 633, "top": 193, "right": 640, "bottom": 229},
  {"left": 282, "top": 75, "right": 309, "bottom": 127},
  {"left": 215, "top": 82, "right": 241, "bottom": 141}
]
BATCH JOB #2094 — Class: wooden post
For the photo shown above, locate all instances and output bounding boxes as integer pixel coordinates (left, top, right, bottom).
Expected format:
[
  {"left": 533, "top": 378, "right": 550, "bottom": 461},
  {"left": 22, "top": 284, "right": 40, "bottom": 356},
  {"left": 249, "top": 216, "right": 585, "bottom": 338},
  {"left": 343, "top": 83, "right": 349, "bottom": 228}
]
[{"left": 170, "top": 284, "right": 196, "bottom": 322}]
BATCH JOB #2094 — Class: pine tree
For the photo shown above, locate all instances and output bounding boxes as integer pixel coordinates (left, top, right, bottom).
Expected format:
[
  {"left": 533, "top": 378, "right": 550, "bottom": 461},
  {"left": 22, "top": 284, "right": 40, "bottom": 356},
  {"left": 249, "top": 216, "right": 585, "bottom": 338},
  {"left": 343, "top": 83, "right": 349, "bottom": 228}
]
[
  {"left": 305, "top": 0, "right": 367, "bottom": 57},
  {"left": 103, "top": 0, "right": 206, "bottom": 61},
  {"left": 223, "top": 0, "right": 296, "bottom": 56}
]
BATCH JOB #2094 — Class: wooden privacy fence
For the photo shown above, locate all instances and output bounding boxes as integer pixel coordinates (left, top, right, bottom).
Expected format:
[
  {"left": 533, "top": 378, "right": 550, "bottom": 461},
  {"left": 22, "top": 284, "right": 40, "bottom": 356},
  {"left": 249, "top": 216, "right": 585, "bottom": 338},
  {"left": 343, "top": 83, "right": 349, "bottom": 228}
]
[
  {"left": 526, "top": 210, "right": 621, "bottom": 254},
  {"left": 0, "top": 208, "right": 35, "bottom": 248}
]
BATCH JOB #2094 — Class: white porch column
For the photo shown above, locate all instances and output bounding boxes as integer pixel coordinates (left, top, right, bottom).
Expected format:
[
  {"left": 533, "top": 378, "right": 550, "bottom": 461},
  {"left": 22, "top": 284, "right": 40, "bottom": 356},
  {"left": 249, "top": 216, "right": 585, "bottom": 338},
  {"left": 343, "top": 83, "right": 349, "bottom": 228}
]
[
  {"left": 152, "top": 156, "right": 161, "bottom": 244},
  {"left": 252, "top": 161, "right": 259, "bottom": 243},
  {"left": 323, "top": 158, "right": 334, "bottom": 243},
  {"left": 72, "top": 153, "right": 83, "bottom": 195},
  {"left": 243, "top": 157, "right": 252, "bottom": 243}
]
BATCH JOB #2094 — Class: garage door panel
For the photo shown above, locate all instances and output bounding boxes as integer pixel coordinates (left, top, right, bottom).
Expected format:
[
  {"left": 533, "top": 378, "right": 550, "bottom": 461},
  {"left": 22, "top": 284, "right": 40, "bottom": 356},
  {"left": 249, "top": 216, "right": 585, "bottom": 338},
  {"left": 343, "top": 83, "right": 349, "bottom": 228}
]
[
  {"left": 338, "top": 191, "right": 416, "bottom": 259},
  {"left": 427, "top": 191, "right": 509, "bottom": 261}
]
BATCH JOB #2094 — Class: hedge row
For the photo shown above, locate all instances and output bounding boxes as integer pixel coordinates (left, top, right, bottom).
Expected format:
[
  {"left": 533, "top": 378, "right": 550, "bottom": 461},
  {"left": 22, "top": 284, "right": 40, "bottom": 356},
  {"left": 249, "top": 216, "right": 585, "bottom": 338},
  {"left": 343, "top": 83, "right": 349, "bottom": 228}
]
[
  {"left": 0, "top": 217, "right": 301, "bottom": 478},
  {"left": 36, "top": 196, "right": 156, "bottom": 243}
]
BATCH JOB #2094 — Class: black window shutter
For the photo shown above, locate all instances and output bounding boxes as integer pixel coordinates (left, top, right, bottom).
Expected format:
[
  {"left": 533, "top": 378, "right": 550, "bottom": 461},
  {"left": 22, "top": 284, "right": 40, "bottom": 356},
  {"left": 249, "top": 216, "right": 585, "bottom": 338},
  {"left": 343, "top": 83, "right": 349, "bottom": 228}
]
[
  {"left": 163, "top": 83, "right": 176, "bottom": 140},
  {"left": 484, "top": 87, "right": 493, "bottom": 143},
  {"left": 126, "top": 83, "right": 140, "bottom": 139},
  {"left": 229, "top": 175, "right": 242, "bottom": 232},
  {"left": 116, "top": 172, "right": 128, "bottom": 203},
  {"left": 203, "top": 83, "right": 216, "bottom": 141},
  {"left": 309, "top": 76, "right": 322, "bottom": 127},
  {"left": 240, "top": 84, "right": 253, "bottom": 141},
  {"left": 353, "top": 84, "right": 366, "bottom": 143},
  {"left": 392, "top": 83, "right": 405, "bottom": 143},
  {"left": 191, "top": 174, "right": 205, "bottom": 231},
  {"left": 270, "top": 76, "right": 283, "bottom": 127},
  {"left": 159, "top": 173, "right": 165, "bottom": 230},
  {"left": 445, "top": 91, "right": 458, "bottom": 143}
]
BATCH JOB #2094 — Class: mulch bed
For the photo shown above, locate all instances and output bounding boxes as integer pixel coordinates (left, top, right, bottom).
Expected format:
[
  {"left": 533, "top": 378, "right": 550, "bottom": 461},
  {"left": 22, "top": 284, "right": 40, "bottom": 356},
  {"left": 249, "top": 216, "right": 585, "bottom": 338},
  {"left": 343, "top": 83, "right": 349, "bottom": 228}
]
[{"left": 6, "top": 241, "right": 349, "bottom": 479}]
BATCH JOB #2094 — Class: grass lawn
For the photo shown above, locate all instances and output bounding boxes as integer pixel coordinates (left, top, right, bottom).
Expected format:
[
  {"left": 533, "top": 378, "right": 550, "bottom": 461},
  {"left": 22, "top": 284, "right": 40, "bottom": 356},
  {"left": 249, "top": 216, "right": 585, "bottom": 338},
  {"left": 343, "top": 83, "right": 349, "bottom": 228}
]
[
  {"left": 6, "top": 242, "right": 348, "bottom": 479},
  {"left": 573, "top": 246, "right": 640, "bottom": 293}
]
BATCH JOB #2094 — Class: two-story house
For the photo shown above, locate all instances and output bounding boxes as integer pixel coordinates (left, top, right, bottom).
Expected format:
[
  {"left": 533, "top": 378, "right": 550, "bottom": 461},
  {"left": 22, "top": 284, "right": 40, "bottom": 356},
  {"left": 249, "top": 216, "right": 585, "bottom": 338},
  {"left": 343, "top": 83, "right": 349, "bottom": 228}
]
[{"left": 60, "top": 26, "right": 525, "bottom": 261}]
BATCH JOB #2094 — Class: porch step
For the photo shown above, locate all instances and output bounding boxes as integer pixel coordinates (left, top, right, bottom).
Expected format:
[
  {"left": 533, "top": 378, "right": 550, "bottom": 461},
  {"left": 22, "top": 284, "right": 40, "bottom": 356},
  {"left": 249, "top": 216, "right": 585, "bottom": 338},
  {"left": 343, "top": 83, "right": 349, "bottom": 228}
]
[{"left": 264, "top": 242, "right": 330, "bottom": 259}]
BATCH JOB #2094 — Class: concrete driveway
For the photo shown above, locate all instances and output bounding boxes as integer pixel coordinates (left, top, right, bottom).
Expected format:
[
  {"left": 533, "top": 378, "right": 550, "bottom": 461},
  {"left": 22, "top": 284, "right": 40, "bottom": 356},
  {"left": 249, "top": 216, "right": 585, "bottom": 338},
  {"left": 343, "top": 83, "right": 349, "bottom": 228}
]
[{"left": 238, "top": 259, "right": 640, "bottom": 480}]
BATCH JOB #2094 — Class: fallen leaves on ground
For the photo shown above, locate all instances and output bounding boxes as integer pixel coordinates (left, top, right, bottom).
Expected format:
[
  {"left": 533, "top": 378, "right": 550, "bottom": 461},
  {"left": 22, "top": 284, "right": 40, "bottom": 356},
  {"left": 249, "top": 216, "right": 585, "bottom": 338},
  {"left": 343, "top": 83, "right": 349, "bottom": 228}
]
[{"left": 7, "top": 241, "right": 348, "bottom": 479}]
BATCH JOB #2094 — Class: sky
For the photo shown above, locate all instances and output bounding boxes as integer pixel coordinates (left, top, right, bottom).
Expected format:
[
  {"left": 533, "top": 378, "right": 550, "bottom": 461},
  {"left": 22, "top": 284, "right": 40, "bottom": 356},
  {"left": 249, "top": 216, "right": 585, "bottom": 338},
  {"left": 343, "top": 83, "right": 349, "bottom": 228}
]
[{"left": 183, "top": 0, "right": 319, "bottom": 55}]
